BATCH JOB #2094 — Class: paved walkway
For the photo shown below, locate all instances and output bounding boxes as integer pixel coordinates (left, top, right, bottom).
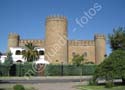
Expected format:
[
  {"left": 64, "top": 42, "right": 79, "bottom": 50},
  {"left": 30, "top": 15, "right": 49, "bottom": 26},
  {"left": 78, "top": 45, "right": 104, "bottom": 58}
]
[
  {"left": 0, "top": 76, "right": 91, "bottom": 90},
  {"left": 32, "top": 82, "right": 81, "bottom": 90},
  {"left": 0, "top": 82, "right": 85, "bottom": 90}
]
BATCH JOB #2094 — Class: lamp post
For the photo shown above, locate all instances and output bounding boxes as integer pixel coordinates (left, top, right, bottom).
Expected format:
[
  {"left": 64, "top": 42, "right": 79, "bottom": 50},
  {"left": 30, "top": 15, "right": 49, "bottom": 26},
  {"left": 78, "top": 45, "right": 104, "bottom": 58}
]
[
  {"left": 61, "top": 62, "right": 63, "bottom": 76},
  {"left": 104, "top": 54, "right": 107, "bottom": 58}
]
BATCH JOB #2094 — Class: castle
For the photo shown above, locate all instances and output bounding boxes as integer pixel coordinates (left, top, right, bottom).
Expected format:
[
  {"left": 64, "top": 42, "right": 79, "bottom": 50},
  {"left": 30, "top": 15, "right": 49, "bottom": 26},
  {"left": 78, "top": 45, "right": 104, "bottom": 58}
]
[{"left": 8, "top": 16, "right": 106, "bottom": 64}]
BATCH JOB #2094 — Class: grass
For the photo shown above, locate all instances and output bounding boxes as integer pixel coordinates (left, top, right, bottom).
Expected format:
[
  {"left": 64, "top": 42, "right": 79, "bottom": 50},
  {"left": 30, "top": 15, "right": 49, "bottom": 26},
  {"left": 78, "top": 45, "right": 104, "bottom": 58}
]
[{"left": 78, "top": 85, "right": 125, "bottom": 90}]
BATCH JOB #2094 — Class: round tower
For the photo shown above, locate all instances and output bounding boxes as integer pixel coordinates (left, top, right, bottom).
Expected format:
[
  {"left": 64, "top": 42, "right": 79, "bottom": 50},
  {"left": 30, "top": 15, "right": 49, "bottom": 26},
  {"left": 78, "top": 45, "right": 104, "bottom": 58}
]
[
  {"left": 45, "top": 15, "right": 68, "bottom": 64},
  {"left": 8, "top": 33, "right": 20, "bottom": 49},
  {"left": 94, "top": 34, "right": 106, "bottom": 64}
]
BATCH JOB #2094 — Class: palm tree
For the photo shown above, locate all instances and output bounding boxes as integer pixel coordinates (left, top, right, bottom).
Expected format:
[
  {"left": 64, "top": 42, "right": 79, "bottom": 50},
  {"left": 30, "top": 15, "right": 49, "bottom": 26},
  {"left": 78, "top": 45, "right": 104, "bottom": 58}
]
[{"left": 22, "top": 43, "right": 39, "bottom": 62}]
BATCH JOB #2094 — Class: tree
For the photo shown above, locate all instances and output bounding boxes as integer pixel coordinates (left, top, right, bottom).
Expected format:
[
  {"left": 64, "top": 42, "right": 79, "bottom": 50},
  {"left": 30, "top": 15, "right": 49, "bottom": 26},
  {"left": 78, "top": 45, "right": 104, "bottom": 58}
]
[
  {"left": 0, "top": 52, "right": 2, "bottom": 63},
  {"left": 108, "top": 27, "right": 125, "bottom": 50},
  {"left": 4, "top": 51, "right": 13, "bottom": 76},
  {"left": 94, "top": 50, "right": 125, "bottom": 85},
  {"left": 0, "top": 51, "right": 2, "bottom": 56},
  {"left": 22, "top": 43, "right": 39, "bottom": 62},
  {"left": 4, "top": 51, "right": 13, "bottom": 65},
  {"left": 72, "top": 54, "right": 84, "bottom": 66}
]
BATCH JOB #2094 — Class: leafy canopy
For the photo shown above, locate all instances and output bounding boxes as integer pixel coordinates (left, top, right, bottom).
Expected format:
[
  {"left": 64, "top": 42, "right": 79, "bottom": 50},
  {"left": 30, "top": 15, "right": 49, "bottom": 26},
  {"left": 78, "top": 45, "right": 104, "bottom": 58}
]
[
  {"left": 4, "top": 51, "right": 13, "bottom": 65},
  {"left": 108, "top": 27, "right": 125, "bottom": 50},
  {"left": 72, "top": 54, "right": 84, "bottom": 66},
  {"left": 94, "top": 50, "right": 125, "bottom": 80}
]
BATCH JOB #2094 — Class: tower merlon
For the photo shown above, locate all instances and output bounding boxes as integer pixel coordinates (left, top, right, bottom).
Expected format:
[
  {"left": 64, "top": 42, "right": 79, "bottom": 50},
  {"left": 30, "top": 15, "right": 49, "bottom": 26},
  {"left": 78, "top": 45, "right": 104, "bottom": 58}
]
[
  {"left": 94, "top": 34, "right": 106, "bottom": 39},
  {"left": 8, "top": 32, "right": 20, "bottom": 37},
  {"left": 46, "top": 15, "right": 67, "bottom": 21}
]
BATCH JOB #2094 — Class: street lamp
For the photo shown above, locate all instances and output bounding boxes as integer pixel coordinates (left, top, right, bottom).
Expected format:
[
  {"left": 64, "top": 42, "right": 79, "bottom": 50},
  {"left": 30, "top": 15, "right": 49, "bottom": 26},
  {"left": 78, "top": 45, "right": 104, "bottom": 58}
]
[
  {"left": 104, "top": 54, "right": 107, "bottom": 58},
  {"left": 61, "top": 62, "right": 63, "bottom": 76}
]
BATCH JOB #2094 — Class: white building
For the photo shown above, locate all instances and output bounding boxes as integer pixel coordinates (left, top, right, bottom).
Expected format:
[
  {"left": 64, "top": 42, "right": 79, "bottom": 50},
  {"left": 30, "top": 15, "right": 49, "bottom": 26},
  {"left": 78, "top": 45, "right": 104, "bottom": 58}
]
[{"left": 0, "top": 47, "right": 49, "bottom": 64}]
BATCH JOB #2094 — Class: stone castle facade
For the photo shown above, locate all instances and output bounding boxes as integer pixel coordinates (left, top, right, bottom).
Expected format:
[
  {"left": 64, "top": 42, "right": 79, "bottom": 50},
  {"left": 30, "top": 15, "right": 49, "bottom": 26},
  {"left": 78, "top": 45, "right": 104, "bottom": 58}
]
[{"left": 8, "top": 16, "right": 106, "bottom": 64}]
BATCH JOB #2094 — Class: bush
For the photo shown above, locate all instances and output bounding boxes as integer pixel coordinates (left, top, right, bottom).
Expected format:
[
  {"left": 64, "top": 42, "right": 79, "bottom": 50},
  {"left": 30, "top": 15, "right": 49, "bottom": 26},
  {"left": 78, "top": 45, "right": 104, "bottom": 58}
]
[
  {"left": 89, "top": 79, "right": 96, "bottom": 85},
  {"left": 94, "top": 50, "right": 125, "bottom": 84},
  {"left": 0, "top": 63, "right": 96, "bottom": 76},
  {"left": 82, "top": 64, "right": 96, "bottom": 75},
  {"left": 105, "top": 81, "right": 114, "bottom": 88},
  {"left": 0, "top": 64, "right": 10, "bottom": 76},
  {"left": 63, "top": 65, "right": 82, "bottom": 76},
  {"left": 13, "top": 85, "right": 25, "bottom": 90},
  {"left": 44, "top": 64, "right": 96, "bottom": 76},
  {"left": 16, "top": 63, "right": 37, "bottom": 76},
  {"left": 44, "top": 64, "right": 61, "bottom": 76},
  {"left": 0, "top": 63, "right": 37, "bottom": 76}
]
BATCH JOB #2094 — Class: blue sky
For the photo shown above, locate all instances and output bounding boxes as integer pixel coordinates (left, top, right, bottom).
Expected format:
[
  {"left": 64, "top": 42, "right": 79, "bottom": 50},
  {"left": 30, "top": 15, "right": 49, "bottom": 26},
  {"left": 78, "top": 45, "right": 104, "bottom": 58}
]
[{"left": 0, "top": 0, "right": 125, "bottom": 54}]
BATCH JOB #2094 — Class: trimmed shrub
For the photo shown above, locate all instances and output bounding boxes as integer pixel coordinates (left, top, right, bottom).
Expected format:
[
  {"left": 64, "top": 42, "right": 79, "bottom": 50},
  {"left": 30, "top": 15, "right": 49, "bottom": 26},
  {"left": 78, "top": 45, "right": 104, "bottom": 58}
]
[
  {"left": 0, "top": 63, "right": 96, "bottom": 76},
  {"left": 13, "top": 84, "right": 25, "bottom": 90},
  {"left": 0, "top": 63, "right": 37, "bottom": 76},
  {"left": 105, "top": 81, "right": 114, "bottom": 88},
  {"left": 16, "top": 63, "right": 37, "bottom": 77},
  {"left": 0, "top": 64, "right": 10, "bottom": 76},
  {"left": 89, "top": 79, "right": 96, "bottom": 85},
  {"left": 44, "top": 64, "right": 61, "bottom": 76},
  {"left": 63, "top": 65, "right": 82, "bottom": 76},
  {"left": 82, "top": 64, "right": 96, "bottom": 75},
  {"left": 44, "top": 64, "right": 96, "bottom": 76}
]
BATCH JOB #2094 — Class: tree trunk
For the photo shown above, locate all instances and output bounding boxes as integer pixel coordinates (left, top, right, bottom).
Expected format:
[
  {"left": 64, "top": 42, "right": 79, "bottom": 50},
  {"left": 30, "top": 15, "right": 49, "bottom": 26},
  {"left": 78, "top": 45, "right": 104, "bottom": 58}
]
[{"left": 122, "top": 78, "right": 125, "bottom": 84}]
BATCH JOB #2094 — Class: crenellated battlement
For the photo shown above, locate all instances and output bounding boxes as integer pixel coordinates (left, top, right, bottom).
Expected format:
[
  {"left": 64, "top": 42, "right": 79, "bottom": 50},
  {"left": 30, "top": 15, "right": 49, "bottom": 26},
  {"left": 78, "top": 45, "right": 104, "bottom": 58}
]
[
  {"left": 46, "top": 15, "right": 67, "bottom": 21},
  {"left": 68, "top": 40, "right": 95, "bottom": 46},
  {"left": 19, "top": 39, "right": 45, "bottom": 47},
  {"left": 8, "top": 33, "right": 20, "bottom": 37},
  {"left": 94, "top": 34, "right": 105, "bottom": 39},
  {"left": 20, "top": 39, "right": 44, "bottom": 43}
]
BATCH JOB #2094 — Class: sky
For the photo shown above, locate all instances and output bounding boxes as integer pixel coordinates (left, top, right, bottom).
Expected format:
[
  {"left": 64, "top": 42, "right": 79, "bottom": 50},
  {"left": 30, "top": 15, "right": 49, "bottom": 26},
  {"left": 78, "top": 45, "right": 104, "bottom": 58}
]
[{"left": 0, "top": 0, "right": 125, "bottom": 55}]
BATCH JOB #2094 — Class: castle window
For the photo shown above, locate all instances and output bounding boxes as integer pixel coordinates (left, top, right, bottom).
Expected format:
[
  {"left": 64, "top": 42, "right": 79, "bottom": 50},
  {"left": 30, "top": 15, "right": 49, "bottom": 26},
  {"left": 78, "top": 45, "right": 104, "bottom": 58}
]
[
  {"left": 72, "top": 52, "right": 76, "bottom": 56},
  {"left": 84, "top": 52, "right": 87, "bottom": 57},
  {"left": 56, "top": 60, "right": 59, "bottom": 62},
  {"left": 39, "top": 50, "right": 44, "bottom": 55},
  {"left": 15, "top": 50, "right": 21, "bottom": 55}
]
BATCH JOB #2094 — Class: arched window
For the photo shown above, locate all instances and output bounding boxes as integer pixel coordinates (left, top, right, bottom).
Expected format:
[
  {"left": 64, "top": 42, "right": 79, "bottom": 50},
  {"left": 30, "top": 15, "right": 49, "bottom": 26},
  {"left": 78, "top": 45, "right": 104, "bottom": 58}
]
[
  {"left": 56, "top": 60, "right": 59, "bottom": 62},
  {"left": 16, "top": 60, "right": 22, "bottom": 63},
  {"left": 15, "top": 50, "right": 21, "bottom": 55},
  {"left": 84, "top": 52, "right": 87, "bottom": 57},
  {"left": 39, "top": 50, "right": 44, "bottom": 55},
  {"left": 72, "top": 52, "right": 76, "bottom": 56}
]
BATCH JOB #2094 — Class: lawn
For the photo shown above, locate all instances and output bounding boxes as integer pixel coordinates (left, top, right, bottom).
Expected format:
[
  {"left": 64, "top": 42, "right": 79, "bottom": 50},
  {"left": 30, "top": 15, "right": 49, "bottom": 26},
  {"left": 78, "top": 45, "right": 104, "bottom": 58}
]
[{"left": 79, "top": 85, "right": 125, "bottom": 90}]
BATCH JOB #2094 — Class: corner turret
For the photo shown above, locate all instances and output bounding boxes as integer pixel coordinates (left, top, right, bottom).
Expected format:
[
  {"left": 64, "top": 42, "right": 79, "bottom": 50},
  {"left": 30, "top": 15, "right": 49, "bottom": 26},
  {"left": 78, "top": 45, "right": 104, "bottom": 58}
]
[{"left": 94, "top": 34, "right": 106, "bottom": 64}]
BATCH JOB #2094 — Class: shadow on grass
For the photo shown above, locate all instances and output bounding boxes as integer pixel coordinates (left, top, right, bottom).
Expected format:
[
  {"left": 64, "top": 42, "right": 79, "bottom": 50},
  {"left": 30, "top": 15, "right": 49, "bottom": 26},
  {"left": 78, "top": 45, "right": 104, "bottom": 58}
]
[{"left": 0, "top": 88, "right": 5, "bottom": 90}]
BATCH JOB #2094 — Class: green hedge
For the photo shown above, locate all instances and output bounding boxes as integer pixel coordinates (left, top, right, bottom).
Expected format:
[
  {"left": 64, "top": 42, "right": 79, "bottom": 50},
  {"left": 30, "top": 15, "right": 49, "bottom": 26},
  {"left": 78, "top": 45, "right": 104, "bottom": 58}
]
[
  {"left": 16, "top": 63, "right": 37, "bottom": 77},
  {"left": 0, "top": 64, "right": 10, "bottom": 76},
  {"left": 82, "top": 64, "right": 96, "bottom": 75},
  {"left": 0, "top": 63, "right": 37, "bottom": 76},
  {"left": 0, "top": 64, "right": 96, "bottom": 76},
  {"left": 44, "top": 64, "right": 96, "bottom": 76},
  {"left": 44, "top": 64, "right": 61, "bottom": 76}
]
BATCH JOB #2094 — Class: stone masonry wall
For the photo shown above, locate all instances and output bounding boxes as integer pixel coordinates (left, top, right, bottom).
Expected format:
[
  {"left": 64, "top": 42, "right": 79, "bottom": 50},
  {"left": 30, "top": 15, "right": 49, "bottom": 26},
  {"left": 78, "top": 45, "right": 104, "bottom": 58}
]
[{"left": 68, "top": 40, "right": 95, "bottom": 64}]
